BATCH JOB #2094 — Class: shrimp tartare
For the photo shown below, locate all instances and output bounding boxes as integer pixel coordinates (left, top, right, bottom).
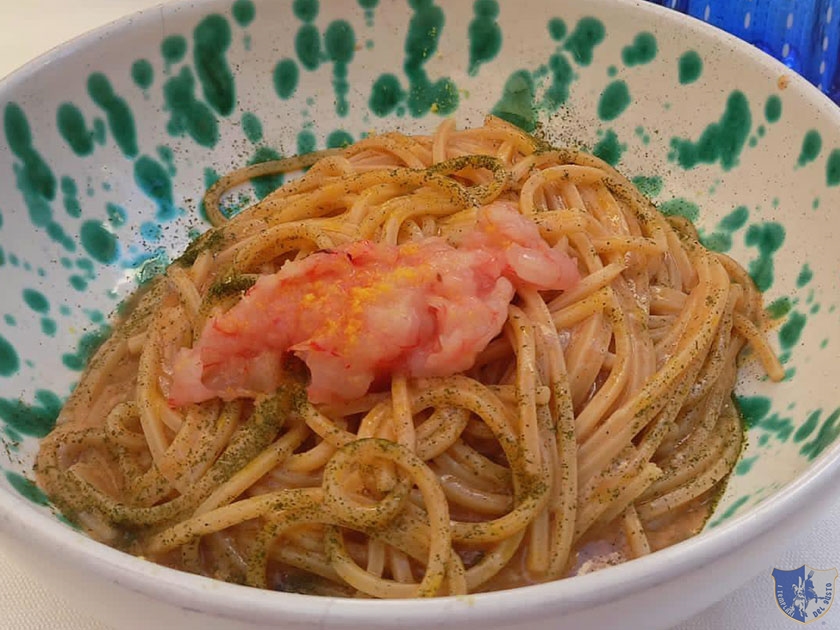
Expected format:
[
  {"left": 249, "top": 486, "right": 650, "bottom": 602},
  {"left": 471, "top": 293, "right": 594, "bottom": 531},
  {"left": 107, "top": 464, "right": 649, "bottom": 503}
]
[{"left": 169, "top": 202, "right": 579, "bottom": 405}]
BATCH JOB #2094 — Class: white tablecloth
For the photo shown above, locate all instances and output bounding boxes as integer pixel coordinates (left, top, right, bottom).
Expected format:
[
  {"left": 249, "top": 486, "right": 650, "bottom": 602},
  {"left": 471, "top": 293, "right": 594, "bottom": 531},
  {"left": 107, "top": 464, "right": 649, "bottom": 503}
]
[{"left": 1, "top": 3, "right": 838, "bottom": 629}]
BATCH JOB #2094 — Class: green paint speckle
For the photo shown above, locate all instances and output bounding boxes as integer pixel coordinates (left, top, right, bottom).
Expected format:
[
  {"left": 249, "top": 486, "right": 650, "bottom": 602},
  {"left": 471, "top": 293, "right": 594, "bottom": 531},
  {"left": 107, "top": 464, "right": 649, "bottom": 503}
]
[
  {"left": 41, "top": 318, "right": 57, "bottom": 336},
  {"left": 87, "top": 73, "right": 138, "bottom": 158},
  {"left": 0, "top": 334, "right": 18, "bottom": 377},
  {"left": 297, "top": 130, "right": 316, "bottom": 154},
  {"left": 702, "top": 204, "right": 749, "bottom": 252},
  {"left": 3, "top": 315, "right": 14, "bottom": 326},
  {"left": 492, "top": 70, "right": 536, "bottom": 131},
  {"left": 796, "top": 264, "right": 813, "bottom": 288},
  {"left": 621, "top": 32, "right": 657, "bottom": 66},
  {"left": 669, "top": 91, "right": 751, "bottom": 171},
  {"left": 737, "top": 395, "right": 793, "bottom": 442},
  {"left": 163, "top": 67, "right": 219, "bottom": 147},
  {"left": 141, "top": 222, "right": 161, "bottom": 242},
  {"left": 131, "top": 59, "right": 154, "bottom": 89},
  {"left": 592, "top": 129, "right": 624, "bottom": 166},
  {"left": 744, "top": 221, "right": 784, "bottom": 292},
  {"left": 797, "top": 130, "right": 822, "bottom": 167},
  {"left": 827, "top": 149, "right": 840, "bottom": 186},
  {"left": 712, "top": 495, "right": 749, "bottom": 526},
  {"left": 293, "top": 0, "right": 319, "bottom": 22},
  {"left": 563, "top": 17, "right": 605, "bottom": 66},
  {"left": 631, "top": 175, "right": 663, "bottom": 198},
  {"left": 92, "top": 119, "right": 106, "bottom": 145},
  {"left": 324, "top": 20, "right": 356, "bottom": 117},
  {"left": 678, "top": 50, "right": 702, "bottom": 84},
  {"left": 764, "top": 95, "right": 782, "bottom": 123},
  {"left": 597, "top": 80, "right": 630, "bottom": 121},
  {"left": 778, "top": 310, "right": 806, "bottom": 351},
  {"left": 720, "top": 205, "right": 749, "bottom": 231},
  {"left": 468, "top": 0, "right": 501, "bottom": 76},
  {"left": 249, "top": 147, "right": 284, "bottom": 200},
  {"left": 543, "top": 53, "right": 574, "bottom": 110},
  {"left": 800, "top": 408, "right": 840, "bottom": 460},
  {"left": 22, "top": 289, "right": 49, "bottom": 314},
  {"left": 607, "top": 65, "right": 617, "bottom": 77},
  {"left": 106, "top": 203, "right": 126, "bottom": 227},
  {"left": 3, "top": 103, "right": 74, "bottom": 251},
  {"left": 194, "top": 15, "right": 235, "bottom": 116},
  {"left": 634, "top": 125, "right": 650, "bottom": 145},
  {"left": 794, "top": 410, "right": 822, "bottom": 443},
  {"left": 4, "top": 103, "right": 55, "bottom": 201},
  {"left": 161, "top": 35, "right": 187, "bottom": 66},
  {"left": 734, "top": 456, "right": 757, "bottom": 475},
  {"left": 157, "top": 146, "right": 175, "bottom": 175},
  {"left": 659, "top": 198, "right": 699, "bottom": 222},
  {"left": 296, "top": 24, "right": 322, "bottom": 71},
  {"left": 359, "top": 0, "right": 379, "bottom": 24},
  {"left": 233, "top": 0, "right": 256, "bottom": 26},
  {"left": 241, "top": 112, "right": 263, "bottom": 143},
  {"left": 80, "top": 220, "right": 119, "bottom": 264},
  {"left": 5, "top": 472, "right": 49, "bottom": 506},
  {"left": 701, "top": 234, "right": 729, "bottom": 254},
  {"left": 62, "top": 326, "right": 110, "bottom": 371},
  {"left": 0, "top": 390, "right": 61, "bottom": 437},
  {"left": 85, "top": 309, "right": 104, "bottom": 324},
  {"left": 56, "top": 103, "right": 94, "bottom": 156},
  {"left": 76, "top": 258, "right": 95, "bottom": 276},
  {"left": 273, "top": 59, "right": 300, "bottom": 100},
  {"left": 61, "top": 176, "right": 81, "bottom": 218},
  {"left": 548, "top": 17, "right": 566, "bottom": 42},
  {"left": 403, "top": 0, "right": 458, "bottom": 116},
  {"left": 327, "top": 130, "right": 354, "bottom": 149},
  {"left": 134, "top": 156, "right": 176, "bottom": 220},
  {"left": 370, "top": 74, "right": 405, "bottom": 117}
]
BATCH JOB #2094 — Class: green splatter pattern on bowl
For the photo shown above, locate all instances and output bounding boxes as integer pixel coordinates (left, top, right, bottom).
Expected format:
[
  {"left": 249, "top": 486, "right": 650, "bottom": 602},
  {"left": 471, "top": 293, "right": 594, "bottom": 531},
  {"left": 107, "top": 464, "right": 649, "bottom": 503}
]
[{"left": 0, "top": 0, "right": 839, "bottom": 543}]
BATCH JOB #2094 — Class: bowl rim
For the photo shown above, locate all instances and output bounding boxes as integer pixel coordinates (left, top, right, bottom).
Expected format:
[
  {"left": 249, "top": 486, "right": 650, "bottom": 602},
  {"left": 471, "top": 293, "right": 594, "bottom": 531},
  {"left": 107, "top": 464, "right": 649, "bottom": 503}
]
[{"left": 2, "top": 0, "right": 840, "bottom": 625}]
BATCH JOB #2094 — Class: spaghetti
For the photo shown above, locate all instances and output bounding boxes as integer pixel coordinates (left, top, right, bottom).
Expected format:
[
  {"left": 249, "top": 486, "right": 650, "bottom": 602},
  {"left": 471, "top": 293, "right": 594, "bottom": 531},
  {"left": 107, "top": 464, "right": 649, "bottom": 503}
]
[{"left": 36, "top": 117, "right": 782, "bottom": 597}]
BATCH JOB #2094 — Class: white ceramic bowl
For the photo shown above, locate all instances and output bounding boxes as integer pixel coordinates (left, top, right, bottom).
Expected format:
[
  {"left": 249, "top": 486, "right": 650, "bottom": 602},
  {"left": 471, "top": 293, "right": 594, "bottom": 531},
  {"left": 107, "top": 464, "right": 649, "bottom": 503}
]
[{"left": 1, "top": 1, "right": 840, "bottom": 628}]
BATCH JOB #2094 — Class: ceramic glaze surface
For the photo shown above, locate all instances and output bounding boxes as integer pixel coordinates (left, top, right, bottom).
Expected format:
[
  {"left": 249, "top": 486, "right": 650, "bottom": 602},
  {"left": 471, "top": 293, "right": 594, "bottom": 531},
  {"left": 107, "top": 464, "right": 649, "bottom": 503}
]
[{"left": 0, "top": 1, "right": 839, "bottom": 628}]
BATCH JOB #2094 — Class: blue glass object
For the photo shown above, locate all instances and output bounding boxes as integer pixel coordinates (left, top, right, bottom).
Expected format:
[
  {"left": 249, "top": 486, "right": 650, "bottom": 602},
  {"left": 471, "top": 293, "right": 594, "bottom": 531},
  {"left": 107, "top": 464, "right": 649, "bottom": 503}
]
[{"left": 648, "top": 0, "right": 840, "bottom": 103}]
